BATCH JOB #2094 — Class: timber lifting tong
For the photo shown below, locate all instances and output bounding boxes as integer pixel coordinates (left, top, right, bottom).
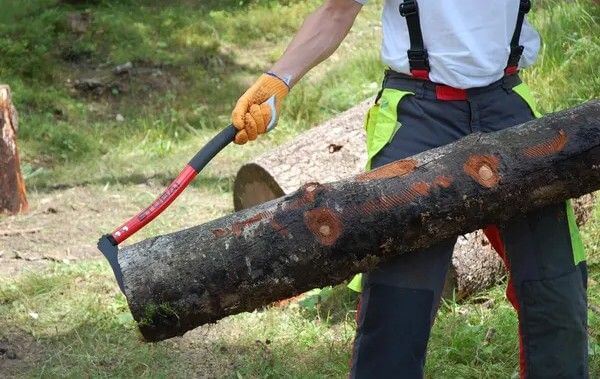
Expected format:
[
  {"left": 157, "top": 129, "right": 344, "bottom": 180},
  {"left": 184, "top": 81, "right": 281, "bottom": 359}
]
[{"left": 97, "top": 96, "right": 278, "bottom": 292}]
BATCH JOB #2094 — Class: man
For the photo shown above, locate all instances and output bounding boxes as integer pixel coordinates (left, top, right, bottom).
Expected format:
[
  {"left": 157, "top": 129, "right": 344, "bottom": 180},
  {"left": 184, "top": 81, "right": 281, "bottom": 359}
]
[{"left": 231, "top": 0, "right": 588, "bottom": 378}]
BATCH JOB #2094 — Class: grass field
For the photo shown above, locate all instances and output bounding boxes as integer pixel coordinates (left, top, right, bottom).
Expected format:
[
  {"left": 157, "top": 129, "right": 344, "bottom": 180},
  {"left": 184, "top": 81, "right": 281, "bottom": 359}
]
[{"left": 0, "top": 0, "right": 599, "bottom": 377}]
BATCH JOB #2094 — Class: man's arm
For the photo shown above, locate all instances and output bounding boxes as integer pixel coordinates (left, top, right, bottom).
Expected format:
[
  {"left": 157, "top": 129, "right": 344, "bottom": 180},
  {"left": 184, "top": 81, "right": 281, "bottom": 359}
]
[
  {"left": 231, "top": 0, "right": 364, "bottom": 144},
  {"left": 271, "top": 0, "right": 364, "bottom": 87}
]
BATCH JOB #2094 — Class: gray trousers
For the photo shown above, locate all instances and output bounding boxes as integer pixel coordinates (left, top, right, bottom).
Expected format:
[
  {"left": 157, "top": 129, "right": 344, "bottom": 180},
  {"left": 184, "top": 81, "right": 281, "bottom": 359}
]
[{"left": 350, "top": 72, "right": 588, "bottom": 379}]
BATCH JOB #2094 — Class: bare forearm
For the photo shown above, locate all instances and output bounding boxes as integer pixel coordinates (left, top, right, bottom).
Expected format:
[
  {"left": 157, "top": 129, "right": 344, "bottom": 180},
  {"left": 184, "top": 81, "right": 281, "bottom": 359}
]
[{"left": 270, "top": 0, "right": 362, "bottom": 87}]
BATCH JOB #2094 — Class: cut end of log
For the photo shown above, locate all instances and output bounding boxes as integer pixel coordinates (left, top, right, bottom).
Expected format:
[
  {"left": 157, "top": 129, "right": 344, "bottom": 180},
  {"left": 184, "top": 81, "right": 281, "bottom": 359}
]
[{"left": 233, "top": 163, "right": 285, "bottom": 211}]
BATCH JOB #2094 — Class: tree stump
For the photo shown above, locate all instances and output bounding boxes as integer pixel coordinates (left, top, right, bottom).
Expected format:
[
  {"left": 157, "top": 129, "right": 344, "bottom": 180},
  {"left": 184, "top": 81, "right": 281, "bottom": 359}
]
[
  {"left": 0, "top": 85, "right": 28, "bottom": 214},
  {"left": 118, "top": 100, "right": 600, "bottom": 341},
  {"left": 234, "top": 99, "right": 595, "bottom": 299}
]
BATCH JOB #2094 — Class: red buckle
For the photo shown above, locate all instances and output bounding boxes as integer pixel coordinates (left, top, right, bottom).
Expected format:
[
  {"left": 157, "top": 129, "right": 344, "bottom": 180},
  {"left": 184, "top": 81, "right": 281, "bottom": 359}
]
[
  {"left": 505, "top": 66, "right": 519, "bottom": 75},
  {"left": 410, "top": 69, "right": 430, "bottom": 80},
  {"left": 435, "top": 85, "right": 467, "bottom": 101}
]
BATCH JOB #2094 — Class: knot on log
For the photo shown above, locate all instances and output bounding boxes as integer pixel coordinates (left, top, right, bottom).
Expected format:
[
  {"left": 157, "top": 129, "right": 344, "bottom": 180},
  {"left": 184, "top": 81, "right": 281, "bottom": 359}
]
[
  {"left": 304, "top": 208, "right": 343, "bottom": 246},
  {"left": 286, "top": 182, "right": 328, "bottom": 210},
  {"left": 479, "top": 165, "right": 494, "bottom": 181},
  {"left": 464, "top": 155, "right": 501, "bottom": 188},
  {"left": 434, "top": 175, "right": 453, "bottom": 188},
  {"left": 328, "top": 143, "right": 343, "bottom": 153}
]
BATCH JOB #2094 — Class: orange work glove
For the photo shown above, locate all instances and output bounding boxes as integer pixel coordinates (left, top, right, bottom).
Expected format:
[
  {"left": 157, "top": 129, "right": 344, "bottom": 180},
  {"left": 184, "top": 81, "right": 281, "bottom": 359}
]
[{"left": 231, "top": 73, "right": 289, "bottom": 144}]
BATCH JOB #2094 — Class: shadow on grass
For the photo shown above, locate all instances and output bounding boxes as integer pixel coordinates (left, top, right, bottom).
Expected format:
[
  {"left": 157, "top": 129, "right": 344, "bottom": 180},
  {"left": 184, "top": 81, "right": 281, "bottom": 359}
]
[
  {"left": 210, "top": 337, "right": 352, "bottom": 377},
  {"left": 11, "top": 315, "right": 352, "bottom": 377}
]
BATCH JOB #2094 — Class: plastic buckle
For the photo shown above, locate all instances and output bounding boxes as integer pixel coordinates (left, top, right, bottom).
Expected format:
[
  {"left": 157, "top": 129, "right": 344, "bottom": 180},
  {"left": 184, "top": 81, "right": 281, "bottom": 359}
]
[
  {"left": 407, "top": 49, "right": 429, "bottom": 70},
  {"left": 399, "top": 0, "right": 418, "bottom": 17},
  {"left": 520, "top": 0, "right": 531, "bottom": 13}
]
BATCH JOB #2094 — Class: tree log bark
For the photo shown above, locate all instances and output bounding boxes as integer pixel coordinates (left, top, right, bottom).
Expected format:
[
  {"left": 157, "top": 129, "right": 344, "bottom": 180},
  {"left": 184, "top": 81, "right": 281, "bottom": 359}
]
[
  {"left": 0, "top": 85, "right": 28, "bottom": 214},
  {"left": 233, "top": 99, "right": 595, "bottom": 299},
  {"left": 120, "top": 100, "right": 600, "bottom": 342}
]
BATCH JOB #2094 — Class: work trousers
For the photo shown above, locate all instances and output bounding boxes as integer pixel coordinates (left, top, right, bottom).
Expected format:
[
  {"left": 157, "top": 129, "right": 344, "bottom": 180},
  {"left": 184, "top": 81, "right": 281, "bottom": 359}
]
[{"left": 350, "top": 72, "right": 588, "bottom": 379}]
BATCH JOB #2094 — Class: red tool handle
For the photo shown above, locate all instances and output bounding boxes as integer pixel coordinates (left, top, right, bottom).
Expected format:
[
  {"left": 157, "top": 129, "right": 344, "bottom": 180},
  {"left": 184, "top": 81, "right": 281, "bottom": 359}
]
[
  {"left": 103, "top": 95, "right": 278, "bottom": 247},
  {"left": 110, "top": 165, "right": 198, "bottom": 244},
  {"left": 107, "top": 124, "right": 238, "bottom": 245}
]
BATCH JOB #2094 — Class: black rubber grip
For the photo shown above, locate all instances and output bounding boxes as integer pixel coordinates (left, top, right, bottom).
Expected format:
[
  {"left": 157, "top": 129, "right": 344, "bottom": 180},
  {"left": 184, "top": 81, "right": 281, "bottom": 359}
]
[{"left": 188, "top": 125, "right": 237, "bottom": 172}]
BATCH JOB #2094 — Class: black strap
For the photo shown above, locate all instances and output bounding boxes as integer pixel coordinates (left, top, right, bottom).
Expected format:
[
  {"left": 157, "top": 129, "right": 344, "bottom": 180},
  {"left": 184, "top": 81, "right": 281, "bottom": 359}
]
[
  {"left": 507, "top": 0, "right": 532, "bottom": 69},
  {"left": 399, "top": 0, "right": 429, "bottom": 73}
]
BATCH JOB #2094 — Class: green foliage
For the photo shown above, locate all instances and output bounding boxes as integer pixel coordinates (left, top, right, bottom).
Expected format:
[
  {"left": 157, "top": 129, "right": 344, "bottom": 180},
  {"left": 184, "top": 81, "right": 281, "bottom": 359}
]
[
  {"left": 427, "top": 291, "right": 522, "bottom": 377},
  {"left": 138, "top": 302, "right": 179, "bottom": 328},
  {"left": 583, "top": 197, "right": 600, "bottom": 264},
  {"left": 298, "top": 285, "right": 359, "bottom": 324},
  {"left": 0, "top": 269, "right": 69, "bottom": 305},
  {"left": 2, "top": 218, "right": 599, "bottom": 377},
  {"left": 522, "top": 0, "right": 599, "bottom": 113},
  {"left": 2, "top": 0, "right": 597, "bottom": 175}
]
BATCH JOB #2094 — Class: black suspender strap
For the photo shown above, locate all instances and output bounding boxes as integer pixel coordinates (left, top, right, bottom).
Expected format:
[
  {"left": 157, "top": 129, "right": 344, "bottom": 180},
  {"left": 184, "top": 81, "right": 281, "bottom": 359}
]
[
  {"left": 399, "top": 0, "right": 429, "bottom": 79},
  {"left": 399, "top": 0, "right": 531, "bottom": 80},
  {"left": 506, "top": 0, "right": 532, "bottom": 74}
]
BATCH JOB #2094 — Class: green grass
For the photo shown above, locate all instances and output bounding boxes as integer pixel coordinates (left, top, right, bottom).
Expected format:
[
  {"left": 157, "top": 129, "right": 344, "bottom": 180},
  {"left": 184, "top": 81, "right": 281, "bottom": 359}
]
[
  {"left": 0, "top": 263, "right": 184, "bottom": 377},
  {"left": 0, "top": 0, "right": 598, "bottom": 377},
  {"left": 522, "top": 0, "right": 600, "bottom": 113},
  {"left": 1, "top": 0, "right": 384, "bottom": 190}
]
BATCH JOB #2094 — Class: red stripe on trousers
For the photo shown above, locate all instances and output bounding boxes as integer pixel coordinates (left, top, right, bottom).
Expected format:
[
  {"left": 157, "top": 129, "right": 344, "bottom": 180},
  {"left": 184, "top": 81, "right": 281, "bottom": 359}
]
[{"left": 484, "top": 225, "right": 527, "bottom": 379}]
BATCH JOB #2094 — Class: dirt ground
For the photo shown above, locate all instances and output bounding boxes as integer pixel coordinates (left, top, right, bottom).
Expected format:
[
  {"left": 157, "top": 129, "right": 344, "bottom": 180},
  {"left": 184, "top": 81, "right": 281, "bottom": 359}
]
[
  {"left": 0, "top": 184, "right": 232, "bottom": 278},
  {"left": 0, "top": 329, "right": 46, "bottom": 376}
]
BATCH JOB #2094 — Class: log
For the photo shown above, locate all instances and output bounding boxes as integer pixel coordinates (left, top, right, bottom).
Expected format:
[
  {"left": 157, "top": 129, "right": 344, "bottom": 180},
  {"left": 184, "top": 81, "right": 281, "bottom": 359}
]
[
  {"left": 0, "top": 85, "right": 28, "bottom": 214},
  {"left": 233, "top": 99, "right": 595, "bottom": 299},
  {"left": 233, "top": 99, "right": 373, "bottom": 207},
  {"left": 119, "top": 100, "right": 600, "bottom": 342},
  {"left": 444, "top": 231, "right": 504, "bottom": 299},
  {"left": 573, "top": 193, "right": 596, "bottom": 226}
]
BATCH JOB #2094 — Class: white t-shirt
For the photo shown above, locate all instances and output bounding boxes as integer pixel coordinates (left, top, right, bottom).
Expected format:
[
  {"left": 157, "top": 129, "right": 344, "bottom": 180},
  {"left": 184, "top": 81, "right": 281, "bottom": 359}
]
[{"left": 354, "top": 0, "right": 541, "bottom": 88}]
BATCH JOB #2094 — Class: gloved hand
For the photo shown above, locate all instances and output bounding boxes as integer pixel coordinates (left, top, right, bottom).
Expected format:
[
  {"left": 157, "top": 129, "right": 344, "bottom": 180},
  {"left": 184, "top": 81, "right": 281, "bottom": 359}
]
[{"left": 231, "top": 73, "right": 289, "bottom": 144}]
